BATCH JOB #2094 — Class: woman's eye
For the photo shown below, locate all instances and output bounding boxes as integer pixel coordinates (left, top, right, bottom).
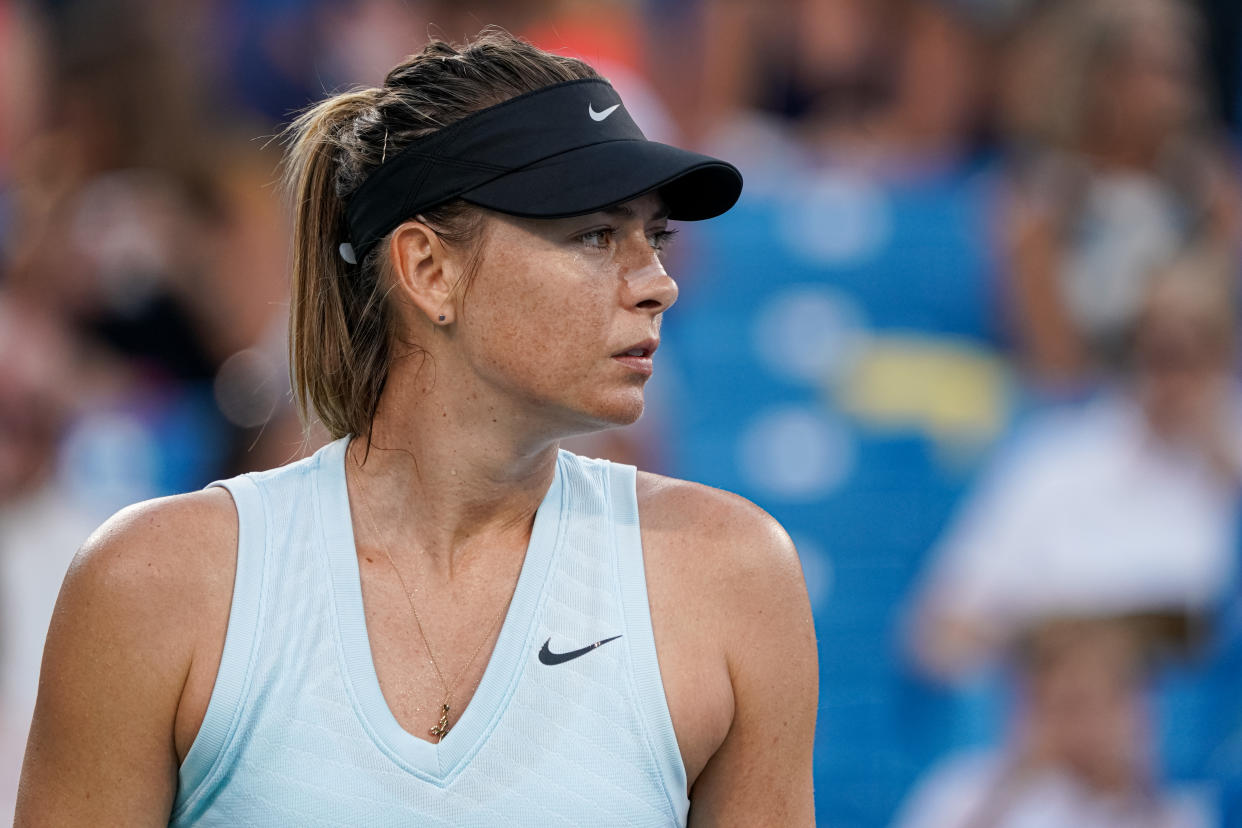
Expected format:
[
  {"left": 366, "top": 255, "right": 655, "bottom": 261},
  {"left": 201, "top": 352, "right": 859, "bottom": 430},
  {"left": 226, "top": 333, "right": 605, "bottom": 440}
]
[
  {"left": 648, "top": 228, "right": 679, "bottom": 252},
  {"left": 579, "top": 229, "right": 614, "bottom": 249}
]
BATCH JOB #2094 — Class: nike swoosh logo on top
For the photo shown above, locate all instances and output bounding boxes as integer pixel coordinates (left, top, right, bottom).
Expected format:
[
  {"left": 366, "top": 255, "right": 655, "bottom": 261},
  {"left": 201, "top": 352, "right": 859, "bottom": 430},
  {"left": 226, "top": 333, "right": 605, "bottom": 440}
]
[
  {"left": 588, "top": 103, "right": 620, "bottom": 122},
  {"left": 539, "top": 635, "right": 622, "bottom": 665}
]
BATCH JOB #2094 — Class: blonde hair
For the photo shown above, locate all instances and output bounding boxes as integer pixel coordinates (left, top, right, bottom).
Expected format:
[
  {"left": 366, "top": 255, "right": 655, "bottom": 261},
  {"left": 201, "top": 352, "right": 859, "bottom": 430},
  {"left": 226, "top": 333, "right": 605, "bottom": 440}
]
[
  {"left": 281, "top": 30, "right": 598, "bottom": 439},
  {"left": 1000, "top": 0, "right": 1205, "bottom": 148}
]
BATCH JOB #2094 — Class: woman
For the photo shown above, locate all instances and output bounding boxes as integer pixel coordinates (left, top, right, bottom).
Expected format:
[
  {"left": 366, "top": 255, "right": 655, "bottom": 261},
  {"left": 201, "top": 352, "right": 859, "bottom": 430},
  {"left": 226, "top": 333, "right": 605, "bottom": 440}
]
[
  {"left": 15, "top": 31, "right": 817, "bottom": 826},
  {"left": 896, "top": 619, "right": 1212, "bottom": 828},
  {"left": 998, "top": 0, "right": 1241, "bottom": 391}
]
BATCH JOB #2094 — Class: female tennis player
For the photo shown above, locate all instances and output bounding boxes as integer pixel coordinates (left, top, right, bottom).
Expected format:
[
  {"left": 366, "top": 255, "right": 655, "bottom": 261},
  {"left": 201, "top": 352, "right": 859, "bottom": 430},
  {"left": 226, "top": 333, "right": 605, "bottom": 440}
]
[{"left": 16, "top": 31, "right": 817, "bottom": 826}]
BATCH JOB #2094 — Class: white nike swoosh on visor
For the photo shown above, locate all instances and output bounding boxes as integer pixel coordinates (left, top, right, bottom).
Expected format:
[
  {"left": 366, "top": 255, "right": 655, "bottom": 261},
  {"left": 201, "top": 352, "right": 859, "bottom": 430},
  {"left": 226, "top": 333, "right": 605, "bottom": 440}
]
[{"left": 588, "top": 103, "right": 620, "bottom": 122}]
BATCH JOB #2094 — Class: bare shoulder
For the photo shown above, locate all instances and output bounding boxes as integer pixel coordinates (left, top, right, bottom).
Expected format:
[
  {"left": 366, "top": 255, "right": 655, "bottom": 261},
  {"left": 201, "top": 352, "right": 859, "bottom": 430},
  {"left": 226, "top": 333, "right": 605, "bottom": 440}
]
[
  {"left": 15, "top": 488, "right": 238, "bottom": 825},
  {"left": 70, "top": 487, "right": 241, "bottom": 751},
  {"left": 635, "top": 471, "right": 802, "bottom": 589},
  {"left": 67, "top": 486, "right": 238, "bottom": 619},
  {"left": 80, "top": 484, "right": 237, "bottom": 555},
  {"left": 634, "top": 470, "right": 811, "bottom": 656},
  {"left": 635, "top": 472, "right": 816, "bottom": 825}
]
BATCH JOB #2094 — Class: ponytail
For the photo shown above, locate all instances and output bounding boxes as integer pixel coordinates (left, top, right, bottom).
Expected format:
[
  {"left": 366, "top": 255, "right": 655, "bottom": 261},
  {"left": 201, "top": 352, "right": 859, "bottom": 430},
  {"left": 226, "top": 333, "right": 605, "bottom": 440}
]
[{"left": 282, "top": 89, "right": 393, "bottom": 440}]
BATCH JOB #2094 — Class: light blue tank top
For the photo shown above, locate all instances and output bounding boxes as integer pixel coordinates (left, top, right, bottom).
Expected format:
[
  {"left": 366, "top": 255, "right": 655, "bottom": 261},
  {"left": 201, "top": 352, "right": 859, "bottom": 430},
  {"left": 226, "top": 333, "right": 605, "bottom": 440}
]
[{"left": 170, "top": 437, "right": 688, "bottom": 826}]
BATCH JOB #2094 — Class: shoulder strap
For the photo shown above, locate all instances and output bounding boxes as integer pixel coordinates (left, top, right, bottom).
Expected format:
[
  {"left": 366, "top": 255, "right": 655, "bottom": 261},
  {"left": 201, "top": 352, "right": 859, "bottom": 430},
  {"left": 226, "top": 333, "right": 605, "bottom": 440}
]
[
  {"left": 173, "top": 474, "right": 269, "bottom": 817},
  {"left": 607, "top": 462, "right": 690, "bottom": 821}
]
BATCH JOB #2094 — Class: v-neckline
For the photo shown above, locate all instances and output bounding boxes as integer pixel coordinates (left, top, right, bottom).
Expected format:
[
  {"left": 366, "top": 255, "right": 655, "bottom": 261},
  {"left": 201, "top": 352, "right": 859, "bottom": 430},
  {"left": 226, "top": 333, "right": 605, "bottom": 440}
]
[{"left": 316, "top": 437, "right": 567, "bottom": 784}]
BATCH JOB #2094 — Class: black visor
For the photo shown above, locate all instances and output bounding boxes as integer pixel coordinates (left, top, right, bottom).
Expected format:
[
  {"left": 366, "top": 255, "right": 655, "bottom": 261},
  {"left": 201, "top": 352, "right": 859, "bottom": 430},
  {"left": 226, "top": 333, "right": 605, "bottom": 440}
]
[{"left": 343, "top": 78, "right": 742, "bottom": 261}]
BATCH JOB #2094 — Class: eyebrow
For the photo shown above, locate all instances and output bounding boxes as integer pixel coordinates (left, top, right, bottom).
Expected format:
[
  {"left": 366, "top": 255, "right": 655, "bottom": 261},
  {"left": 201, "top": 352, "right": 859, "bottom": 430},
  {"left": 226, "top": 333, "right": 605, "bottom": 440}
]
[{"left": 601, "top": 203, "right": 671, "bottom": 222}]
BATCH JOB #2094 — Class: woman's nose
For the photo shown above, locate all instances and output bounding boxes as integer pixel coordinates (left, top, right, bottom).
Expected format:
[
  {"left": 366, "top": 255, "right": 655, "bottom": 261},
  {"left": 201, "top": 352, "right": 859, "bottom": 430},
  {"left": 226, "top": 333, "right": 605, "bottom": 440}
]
[{"left": 622, "top": 246, "right": 679, "bottom": 313}]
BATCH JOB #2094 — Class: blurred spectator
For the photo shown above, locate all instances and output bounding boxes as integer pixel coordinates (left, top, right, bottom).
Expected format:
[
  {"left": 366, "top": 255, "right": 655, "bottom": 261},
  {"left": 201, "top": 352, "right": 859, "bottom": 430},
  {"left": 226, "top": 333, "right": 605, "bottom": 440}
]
[
  {"left": 909, "top": 253, "right": 1241, "bottom": 680},
  {"left": 997, "top": 0, "right": 1242, "bottom": 391},
  {"left": 9, "top": 0, "right": 229, "bottom": 360},
  {"left": 7, "top": 0, "right": 310, "bottom": 484},
  {"left": 684, "top": 0, "right": 998, "bottom": 178},
  {"left": 0, "top": 295, "right": 97, "bottom": 818},
  {"left": 894, "top": 618, "right": 1213, "bottom": 828}
]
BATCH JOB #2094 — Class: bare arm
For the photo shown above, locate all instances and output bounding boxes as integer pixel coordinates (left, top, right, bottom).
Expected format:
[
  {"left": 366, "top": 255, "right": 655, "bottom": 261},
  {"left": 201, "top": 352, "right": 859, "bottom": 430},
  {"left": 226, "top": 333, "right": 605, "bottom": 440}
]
[
  {"left": 15, "top": 489, "right": 235, "bottom": 826},
  {"left": 675, "top": 491, "right": 819, "bottom": 824},
  {"left": 1003, "top": 185, "right": 1090, "bottom": 388}
]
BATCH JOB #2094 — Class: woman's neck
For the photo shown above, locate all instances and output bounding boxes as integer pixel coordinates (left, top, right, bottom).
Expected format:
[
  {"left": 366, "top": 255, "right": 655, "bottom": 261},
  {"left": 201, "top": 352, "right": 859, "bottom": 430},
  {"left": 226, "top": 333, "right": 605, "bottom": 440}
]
[{"left": 346, "top": 360, "right": 562, "bottom": 579}]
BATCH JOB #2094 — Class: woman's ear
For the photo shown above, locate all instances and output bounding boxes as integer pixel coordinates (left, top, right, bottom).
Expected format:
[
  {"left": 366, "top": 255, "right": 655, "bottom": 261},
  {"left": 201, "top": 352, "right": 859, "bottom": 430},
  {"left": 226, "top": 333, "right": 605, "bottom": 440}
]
[{"left": 388, "top": 220, "right": 461, "bottom": 325}]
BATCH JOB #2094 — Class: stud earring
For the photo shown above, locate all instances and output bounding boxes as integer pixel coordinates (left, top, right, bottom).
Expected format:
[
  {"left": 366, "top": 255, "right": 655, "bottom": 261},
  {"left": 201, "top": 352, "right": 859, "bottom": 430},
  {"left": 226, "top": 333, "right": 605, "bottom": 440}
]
[{"left": 438, "top": 315, "right": 446, "bottom": 322}]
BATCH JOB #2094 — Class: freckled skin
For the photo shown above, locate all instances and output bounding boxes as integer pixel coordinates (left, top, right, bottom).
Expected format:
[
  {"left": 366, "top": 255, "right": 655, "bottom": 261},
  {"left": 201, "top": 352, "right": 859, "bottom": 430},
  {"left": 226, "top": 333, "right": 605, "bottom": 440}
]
[
  {"left": 16, "top": 194, "right": 817, "bottom": 827},
  {"left": 452, "top": 192, "right": 677, "bottom": 434}
]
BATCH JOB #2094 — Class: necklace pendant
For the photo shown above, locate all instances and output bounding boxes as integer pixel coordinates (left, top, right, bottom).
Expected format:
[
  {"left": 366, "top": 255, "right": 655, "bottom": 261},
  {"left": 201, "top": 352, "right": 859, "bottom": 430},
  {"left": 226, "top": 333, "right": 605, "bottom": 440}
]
[{"left": 429, "top": 703, "right": 451, "bottom": 741}]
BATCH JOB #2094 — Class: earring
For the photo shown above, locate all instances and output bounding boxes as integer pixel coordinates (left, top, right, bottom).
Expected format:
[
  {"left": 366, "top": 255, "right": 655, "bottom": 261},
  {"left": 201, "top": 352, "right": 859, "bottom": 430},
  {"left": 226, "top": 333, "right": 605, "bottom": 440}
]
[{"left": 438, "top": 315, "right": 446, "bottom": 322}]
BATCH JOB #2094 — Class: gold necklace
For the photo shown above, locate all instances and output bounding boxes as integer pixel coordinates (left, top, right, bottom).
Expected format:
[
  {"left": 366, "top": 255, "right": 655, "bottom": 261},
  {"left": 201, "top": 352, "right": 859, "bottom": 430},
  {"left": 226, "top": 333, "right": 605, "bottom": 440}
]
[{"left": 355, "top": 480, "right": 508, "bottom": 743}]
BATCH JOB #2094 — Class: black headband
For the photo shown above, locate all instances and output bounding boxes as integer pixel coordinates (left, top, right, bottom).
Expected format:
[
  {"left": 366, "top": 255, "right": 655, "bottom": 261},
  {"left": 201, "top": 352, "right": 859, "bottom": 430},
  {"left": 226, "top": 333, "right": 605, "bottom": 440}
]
[{"left": 341, "top": 78, "right": 742, "bottom": 263}]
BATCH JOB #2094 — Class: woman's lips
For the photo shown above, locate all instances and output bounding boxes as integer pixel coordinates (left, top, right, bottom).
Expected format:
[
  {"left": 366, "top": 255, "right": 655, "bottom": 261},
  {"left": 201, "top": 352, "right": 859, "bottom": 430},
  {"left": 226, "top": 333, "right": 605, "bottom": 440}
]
[
  {"left": 612, "top": 353, "right": 654, "bottom": 375},
  {"left": 611, "top": 339, "right": 658, "bottom": 376}
]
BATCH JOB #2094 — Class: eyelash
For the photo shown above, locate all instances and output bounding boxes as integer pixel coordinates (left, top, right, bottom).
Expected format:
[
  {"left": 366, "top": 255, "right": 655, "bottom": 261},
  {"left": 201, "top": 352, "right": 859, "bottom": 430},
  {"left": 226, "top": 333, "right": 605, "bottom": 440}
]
[
  {"left": 578, "top": 228, "right": 679, "bottom": 252},
  {"left": 650, "top": 228, "right": 679, "bottom": 252}
]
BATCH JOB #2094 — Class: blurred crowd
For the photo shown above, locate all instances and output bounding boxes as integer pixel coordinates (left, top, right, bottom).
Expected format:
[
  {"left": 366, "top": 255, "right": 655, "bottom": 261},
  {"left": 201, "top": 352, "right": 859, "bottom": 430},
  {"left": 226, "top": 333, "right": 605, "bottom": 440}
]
[{"left": 1, "top": 0, "right": 1241, "bottom": 825}]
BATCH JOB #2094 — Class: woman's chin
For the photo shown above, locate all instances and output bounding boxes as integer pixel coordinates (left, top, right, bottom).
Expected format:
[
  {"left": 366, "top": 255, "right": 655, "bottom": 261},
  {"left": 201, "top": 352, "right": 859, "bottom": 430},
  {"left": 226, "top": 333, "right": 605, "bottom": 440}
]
[
  {"left": 562, "top": 393, "right": 646, "bottom": 434},
  {"left": 599, "top": 390, "right": 647, "bottom": 426}
]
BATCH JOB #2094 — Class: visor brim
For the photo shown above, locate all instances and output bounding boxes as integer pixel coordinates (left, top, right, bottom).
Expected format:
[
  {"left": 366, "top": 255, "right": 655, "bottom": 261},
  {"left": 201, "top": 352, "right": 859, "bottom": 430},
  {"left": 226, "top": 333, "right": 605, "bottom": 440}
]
[{"left": 459, "top": 139, "right": 742, "bottom": 221}]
